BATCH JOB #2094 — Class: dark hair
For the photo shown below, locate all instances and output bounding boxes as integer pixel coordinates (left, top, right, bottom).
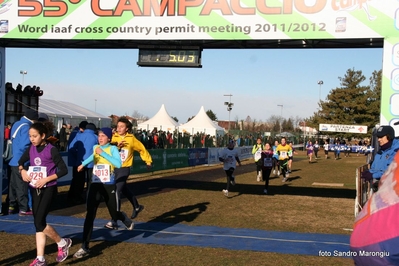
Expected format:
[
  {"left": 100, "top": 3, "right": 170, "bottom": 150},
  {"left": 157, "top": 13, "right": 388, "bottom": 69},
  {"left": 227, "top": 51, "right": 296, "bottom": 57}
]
[
  {"left": 117, "top": 116, "right": 133, "bottom": 132},
  {"left": 30, "top": 121, "right": 55, "bottom": 140}
]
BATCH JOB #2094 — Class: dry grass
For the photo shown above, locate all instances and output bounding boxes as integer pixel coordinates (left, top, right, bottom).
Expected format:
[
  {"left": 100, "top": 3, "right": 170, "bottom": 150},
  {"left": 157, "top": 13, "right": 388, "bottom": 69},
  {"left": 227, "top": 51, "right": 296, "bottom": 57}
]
[{"left": 0, "top": 150, "right": 362, "bottom": 265}]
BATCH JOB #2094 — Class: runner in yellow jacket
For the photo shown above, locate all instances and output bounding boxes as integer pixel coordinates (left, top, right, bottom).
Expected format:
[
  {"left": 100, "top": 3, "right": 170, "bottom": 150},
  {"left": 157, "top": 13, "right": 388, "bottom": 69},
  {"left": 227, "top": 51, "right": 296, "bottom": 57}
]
[
  {"left": 104, "top": 116, "right": 152, "bottom": 230},
  {"left": 276, "top": 137, "right": 292, "bottom": 183}
]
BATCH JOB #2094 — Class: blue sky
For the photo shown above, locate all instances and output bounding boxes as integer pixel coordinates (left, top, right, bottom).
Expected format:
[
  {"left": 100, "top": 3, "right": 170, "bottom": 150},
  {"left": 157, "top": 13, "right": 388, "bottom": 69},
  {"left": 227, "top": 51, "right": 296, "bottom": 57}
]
[{"left": 5, "top": 47, "right": 383, "bottom": 125}]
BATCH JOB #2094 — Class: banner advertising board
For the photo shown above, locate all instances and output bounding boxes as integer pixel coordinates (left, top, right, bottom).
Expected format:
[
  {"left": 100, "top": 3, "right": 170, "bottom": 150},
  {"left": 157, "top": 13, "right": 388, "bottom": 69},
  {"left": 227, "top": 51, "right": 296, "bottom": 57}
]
[
  {"left": 188, "top": 148, "right": 208, "bottom": 166},
  {"left": 319, "top": 124, "right": 368, "bottom": 134},
  {"left": 0, "top": 1, "right": 397, "bottom": 41},
  {"left": 130, "top": 149, "right": 189, "bottom": 174}
]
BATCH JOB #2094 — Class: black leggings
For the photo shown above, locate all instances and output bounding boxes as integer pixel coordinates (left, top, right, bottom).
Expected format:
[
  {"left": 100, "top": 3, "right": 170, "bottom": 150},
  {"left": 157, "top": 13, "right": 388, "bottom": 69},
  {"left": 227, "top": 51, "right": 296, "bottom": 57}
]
[
  {"left": 81, "top": 183, "right": 126, "bottom": 250},
  {"left": 261, "top": 168, "right": 272, "bottom": 189},
  {"left": 272, "top": 158, "right": 279, "bottom": 170},
  {"left": 224, "top": 167, "right": 235, "bottom": 191},
  {"left": 115, "top": 167, "right": 139, "bottom": 210},
  {"left": 279, "top": 159, "right": 289, "bottom": 177},
  {"left": 31, "top": 185, "right": 57, "bottom": 232}
]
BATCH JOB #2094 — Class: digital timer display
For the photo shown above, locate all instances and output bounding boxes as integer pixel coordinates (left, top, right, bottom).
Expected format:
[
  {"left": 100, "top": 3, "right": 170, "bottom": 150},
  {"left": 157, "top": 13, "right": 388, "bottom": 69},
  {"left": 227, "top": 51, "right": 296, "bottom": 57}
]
[{"left": 137, "top": 49, "right": 202, "bottom": 68}]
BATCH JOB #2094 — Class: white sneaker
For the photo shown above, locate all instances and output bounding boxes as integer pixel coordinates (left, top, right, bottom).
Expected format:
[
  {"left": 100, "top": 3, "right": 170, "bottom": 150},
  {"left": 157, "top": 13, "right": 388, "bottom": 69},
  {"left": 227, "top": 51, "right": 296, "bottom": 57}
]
[
  {"left": 277, "top": 171, "right": 280, "bottom": 176},
  {"left": 121, "top": 212, "right": 134, "bottom": 230},
  {"left": 230, "top": 176, "right": 235, "bottom": 186},
  {"left": 257, "top": 175, "right": 261, "bottom": 182},
  {"left": 282, "top": 178, "right": 287, "bottom": 182},
  {"left": 104, "top": 220, "right": 118, "bottom": 230},
  {"left": 73, "top": 248, "right": 90, "bottom": 258},
  {"left": 273, "top": 170, "right": 276, "bottom": 175},
  {"left": 263, "top": 189, "right": 268, "bottom": 194},
  {"left": 222, "top": 189, "right": 228, "bottom": 197},
  {"left": 286, "top": 173, "right": 290, "bottom": 178}
]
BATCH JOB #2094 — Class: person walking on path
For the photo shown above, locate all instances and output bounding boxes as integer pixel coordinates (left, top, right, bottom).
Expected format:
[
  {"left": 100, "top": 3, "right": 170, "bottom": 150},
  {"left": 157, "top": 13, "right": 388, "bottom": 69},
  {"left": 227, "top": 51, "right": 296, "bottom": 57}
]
[
  {"left": 323, "top": 141, "right": 329, "bottom": 159},
  {"left": 272, "top": 140, "right": 280, "bottom": 176},
  {"left": 67, "top": 122, "right": 98, "bottom": 205},
  {"left": 252, "top": 137, "right": 264, "bottom": 182},
  {"left": 8, "top": 109, "right": 38, "bottom": 216},
  {"left": 260, "top": 142, "right": 274, "bottom": 194},
  {"left": 306, "top": 141, "right": 314, "bottom": 163},
  {"left": 18, "top": 122, "right": 71, "bottom": 266},
  {"left": 104, "top": 117, "right": 152, "bottom": 230},
  {"left": 276, "top": 137, "right": 292, "bottom": 182},
  {"left": 73, "top": 128, "right": 134, "bottom": 259},
  {"left": 313, "top": 140, "right": 320, "bottom": 159},
  {"left": 219, "top": 140, "right": 241, "bottom": 197}
]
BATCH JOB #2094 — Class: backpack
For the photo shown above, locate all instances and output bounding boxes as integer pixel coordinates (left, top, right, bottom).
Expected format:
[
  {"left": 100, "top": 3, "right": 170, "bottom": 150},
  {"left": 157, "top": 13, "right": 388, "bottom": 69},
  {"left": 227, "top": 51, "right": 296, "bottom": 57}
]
[{"left": 2, "top": 123, "right": 28, "bottom": 162}]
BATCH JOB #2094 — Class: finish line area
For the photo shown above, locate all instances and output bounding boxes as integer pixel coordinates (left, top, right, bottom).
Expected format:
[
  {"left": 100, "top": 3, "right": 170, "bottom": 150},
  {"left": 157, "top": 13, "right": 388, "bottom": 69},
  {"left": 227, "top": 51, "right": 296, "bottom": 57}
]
[{"left": 0, "top": 214, "right": 350, "bottom": 257}]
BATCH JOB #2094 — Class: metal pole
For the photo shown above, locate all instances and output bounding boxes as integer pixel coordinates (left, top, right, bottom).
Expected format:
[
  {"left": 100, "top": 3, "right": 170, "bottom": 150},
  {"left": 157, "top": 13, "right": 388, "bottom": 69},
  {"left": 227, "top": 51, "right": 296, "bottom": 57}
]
[
  {"left": 317, "top": 80, "right": 323, "bottom": 103},
  {"left": 20, "top": 70, "right": 27, "bottom": 88},
  {"left": 277, "top": 104, "right": 283, "bottom": 134}
]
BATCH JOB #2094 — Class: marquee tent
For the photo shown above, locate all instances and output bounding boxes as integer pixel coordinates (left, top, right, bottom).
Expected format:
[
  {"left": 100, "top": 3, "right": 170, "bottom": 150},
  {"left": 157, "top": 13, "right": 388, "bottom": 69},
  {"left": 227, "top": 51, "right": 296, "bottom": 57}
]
[
  {"left": 39, "top": 98, "right": 111, "bottom": 130},
  {"left": 137, "top": 104, "right": 178, "bottom": 132},
  {"left": 179, "top": 106, "right": 225, "bottom": 136}
]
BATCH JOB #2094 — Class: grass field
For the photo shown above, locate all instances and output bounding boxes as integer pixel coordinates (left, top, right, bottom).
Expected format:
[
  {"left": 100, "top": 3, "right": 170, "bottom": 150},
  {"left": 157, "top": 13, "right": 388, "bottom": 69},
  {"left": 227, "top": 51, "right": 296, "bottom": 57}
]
[{"left": 0, "top": 150, "right": 364, "bottom": 266}]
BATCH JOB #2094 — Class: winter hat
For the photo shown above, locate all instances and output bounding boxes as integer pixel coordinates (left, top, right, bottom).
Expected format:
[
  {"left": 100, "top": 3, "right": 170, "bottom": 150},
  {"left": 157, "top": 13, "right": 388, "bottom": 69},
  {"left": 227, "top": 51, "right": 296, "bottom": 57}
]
[
  {"left": 38, "top": 113, "right": 49, "bottom": 122},
  {"left": 79, "top": 121, "right": 88, "bottom": 129},
  {"left": 85, "top": 123, "right": 96, "bottom": 131},
  {"left": 100, "top": 127, "right": 113, "bottom": 140},
  {"left": 24, "top": 109, "right": 39, "bottom": 121}
]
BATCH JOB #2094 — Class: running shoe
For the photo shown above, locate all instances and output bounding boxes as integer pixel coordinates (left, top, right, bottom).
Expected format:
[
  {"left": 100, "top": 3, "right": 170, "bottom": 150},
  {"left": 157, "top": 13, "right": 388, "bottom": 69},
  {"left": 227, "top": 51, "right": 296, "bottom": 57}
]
[
  {"left": 222, "top": 189, "right": 228, "bottom": 197},
  {"left": 230, "top": 176, "right": 235, "bottom": 186},
  {"left": 104, "top": 220, "right": 118, "bottom": 230},
  {"left": 30, "top": 258, "right": 47, "bottom": 266},
  {"left": 56, "top": 238, "right": 72, "bottom": 262},
  {"left": 282, "top": 178, "right": 287, "bottom": 182},
  {"left": 122, "top": 212, "right": 134, "bottom": 230},
  {"left": 131, "top": 205, "right": 144, "bottom": 219},
  {"left": 277, "top": 170, "right": 280, "bottom": 176},
  {"left": 73, "top": 248, "right": 90, "bottom": 258},
  {"left": 257, "top": 175, "right": 261, "bottom": 182},
  {"left": 273, "top": 170, "right": 276, "bottom": 175},
  {"left": 286, "top": 173, "right": 290, "bottom": 178},
  {"left": 19, "top": 210, "right": 33, "bottom": 216},
  {"left": 8, "top": 207, "right": 18, "bottom": 215}
]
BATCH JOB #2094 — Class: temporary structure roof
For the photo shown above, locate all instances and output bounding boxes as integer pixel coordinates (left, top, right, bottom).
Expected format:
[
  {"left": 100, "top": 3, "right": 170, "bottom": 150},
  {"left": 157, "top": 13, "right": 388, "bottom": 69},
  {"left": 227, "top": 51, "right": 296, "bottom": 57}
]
[
  {"left": 39, "top": 98, "right": 111, "bottom": 128},
  {"left": 137, "top": 104, "right": 178, "bottom": 132},
  {"left": 179, "top": 106, "right": 225, "bottom": 136}
]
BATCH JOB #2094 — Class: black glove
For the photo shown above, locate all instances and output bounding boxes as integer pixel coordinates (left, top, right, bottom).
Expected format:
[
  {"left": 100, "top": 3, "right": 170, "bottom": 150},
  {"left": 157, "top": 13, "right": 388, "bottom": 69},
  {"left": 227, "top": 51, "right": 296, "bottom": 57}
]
[
  {"left": 372, "top": 179, "right": 379, "bottom": 192},
  {"left": 361, "top": 170, "right": 373, "bottom": 181}
]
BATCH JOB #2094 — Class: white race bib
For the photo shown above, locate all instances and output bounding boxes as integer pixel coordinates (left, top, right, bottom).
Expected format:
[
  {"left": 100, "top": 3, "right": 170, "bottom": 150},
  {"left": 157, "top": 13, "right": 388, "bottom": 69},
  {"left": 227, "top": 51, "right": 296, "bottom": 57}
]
[
  {"left": 92, "top": 164, "right": 111, "bottom": 183},
  {"left": 254, "top": 150, "right": 262, "bottom": 161},
  {"left": 119, "top": 149, "right": 129, "bottom": 163},
  {"left": 280, "top": 151, "right": 288, "bottom": 159},
  {"left": 28, "top": 166, "right": 47, "bottom": 188}
]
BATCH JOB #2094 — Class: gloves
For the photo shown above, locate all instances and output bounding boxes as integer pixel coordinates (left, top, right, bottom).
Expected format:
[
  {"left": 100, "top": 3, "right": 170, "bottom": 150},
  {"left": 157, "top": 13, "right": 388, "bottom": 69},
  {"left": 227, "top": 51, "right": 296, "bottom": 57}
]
[
  {"left": 361, "top": 170, "right": 373, "bottom": 181},
  {"left": 372, "top": 179, "right": 380, "bottom": 192}
]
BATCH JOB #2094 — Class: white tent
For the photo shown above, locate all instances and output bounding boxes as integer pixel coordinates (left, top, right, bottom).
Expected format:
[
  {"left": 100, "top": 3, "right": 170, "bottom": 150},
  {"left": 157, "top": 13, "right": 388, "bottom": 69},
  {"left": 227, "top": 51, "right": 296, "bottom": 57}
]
[
  {"left": 179, "top": 106, "right": 225, "bottom": 136},
  {"left": 39, "top": 98, "right": 111, "bottom": 130},
  {"left": 137, "top": 104, "right": 178, "bottom": 132}
]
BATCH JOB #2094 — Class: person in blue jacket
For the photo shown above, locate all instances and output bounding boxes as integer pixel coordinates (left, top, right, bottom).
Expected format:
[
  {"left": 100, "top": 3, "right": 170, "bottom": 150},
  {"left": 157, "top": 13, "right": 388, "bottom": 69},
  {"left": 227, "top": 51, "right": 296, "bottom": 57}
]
[
  {"left": 362, "top": 125, "right": 399, "bottom": 190},
  {"left": 67, "top": 122, "right": 98, "bottom": 205},
  {"left": 8, "top": 109, "right": 38, "bottom": 216}
]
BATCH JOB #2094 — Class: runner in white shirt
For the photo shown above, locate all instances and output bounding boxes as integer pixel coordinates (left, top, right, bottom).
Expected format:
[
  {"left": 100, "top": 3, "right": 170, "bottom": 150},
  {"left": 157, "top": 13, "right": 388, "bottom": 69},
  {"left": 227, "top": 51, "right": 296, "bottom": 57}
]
[{"left": 219, "top": 140, "right": 241, "bottom": 197}]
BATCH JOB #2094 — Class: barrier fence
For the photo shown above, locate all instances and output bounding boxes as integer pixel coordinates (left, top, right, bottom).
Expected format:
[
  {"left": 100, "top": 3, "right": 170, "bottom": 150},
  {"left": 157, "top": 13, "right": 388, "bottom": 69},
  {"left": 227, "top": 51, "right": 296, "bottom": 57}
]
[{"left": 355, "top": 164, "right": 372, "bottom": 217}]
